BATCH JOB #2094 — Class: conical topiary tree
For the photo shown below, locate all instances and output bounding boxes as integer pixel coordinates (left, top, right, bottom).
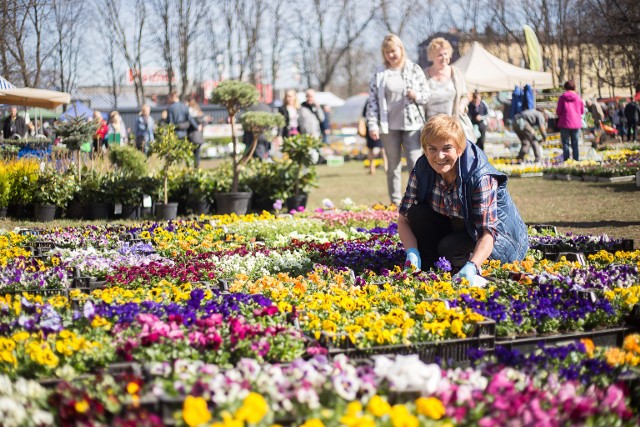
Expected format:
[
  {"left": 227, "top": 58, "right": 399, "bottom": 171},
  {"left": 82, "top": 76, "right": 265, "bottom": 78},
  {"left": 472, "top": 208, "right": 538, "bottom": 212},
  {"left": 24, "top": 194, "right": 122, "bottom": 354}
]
[
  {"left": 54, "top": 116, "right": 98, "bottom": 183},
  {"left": 210, "top": 81, "right": 259, "bottom": 192},
  {"left": 240, "top": 111, "right": 285, "bottom": 160}
]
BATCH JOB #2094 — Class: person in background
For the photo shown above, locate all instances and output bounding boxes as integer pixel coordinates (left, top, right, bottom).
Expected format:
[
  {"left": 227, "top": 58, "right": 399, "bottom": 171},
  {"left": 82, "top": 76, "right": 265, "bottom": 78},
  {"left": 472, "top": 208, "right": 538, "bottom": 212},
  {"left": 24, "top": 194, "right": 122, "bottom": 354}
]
[
  {"left": 556, "top": 80, "right": 584, "bottom": 161},
  {"left": 363, "top": 102, "right": 387, "bottom": 175},
  {"left": 105, "top": 111, "right": 128, "bottom": 148},
  {"left": 366, "top": 34, "right": 430, "bottom": 205},
  {"left": 134, "top": 104, "right": 155, "bottom": 155},
  {"left": 424, "top": 37, "right": 472, "bottom": 143},
  {"left": 158, "top": 110, "right": 169, "bottom": 127},
  {"left": 320, "top": 105, "right": 331, "bottom": 143},
  {"left": 624, "top": 98, "right": 640, "bottom": 142},
  {"left": 167, "top": 91, "right": 202, "bottom": 167},
  {"left": 92, "top": 110, "right": 108, "bottom": 153},
  {"left": 612, "top": 100, "right": 626, "bottom": 141},
  {"left": 586, "top": 98, "right": 604, "bottom": 146},
  {"left": 468, "top": 91, "right": 488, "bottom": 150},
  {"left": 513, "top": 108, "right": 547, "bottom": 163},
  {"left": 398, "top": 114, "right": 528, "bottom": 279},
  {"left": 299, "top": 89, "right": 325, "bottom": 138},
  {"left": 2, "top": 106, "right": 26, "bottom": 139},
  {"left": 277, "top": 89, "right": 300, "bottom": 138}
]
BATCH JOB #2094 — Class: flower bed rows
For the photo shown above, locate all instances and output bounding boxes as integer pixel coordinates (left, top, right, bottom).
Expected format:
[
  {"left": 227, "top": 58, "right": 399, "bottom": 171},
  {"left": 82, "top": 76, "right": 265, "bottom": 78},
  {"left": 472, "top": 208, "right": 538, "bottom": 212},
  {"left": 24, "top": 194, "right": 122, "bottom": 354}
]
[{"left": 0, "top": 208, "right": 639, "bottom": 425}]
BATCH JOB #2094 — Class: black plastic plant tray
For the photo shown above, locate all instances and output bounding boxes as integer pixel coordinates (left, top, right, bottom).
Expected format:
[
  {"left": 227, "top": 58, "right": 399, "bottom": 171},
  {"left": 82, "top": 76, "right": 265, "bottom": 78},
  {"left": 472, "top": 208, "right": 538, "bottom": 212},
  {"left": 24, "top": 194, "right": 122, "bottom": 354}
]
[{"left": 495, "top": 326, "right": 633, "bottom": 354}]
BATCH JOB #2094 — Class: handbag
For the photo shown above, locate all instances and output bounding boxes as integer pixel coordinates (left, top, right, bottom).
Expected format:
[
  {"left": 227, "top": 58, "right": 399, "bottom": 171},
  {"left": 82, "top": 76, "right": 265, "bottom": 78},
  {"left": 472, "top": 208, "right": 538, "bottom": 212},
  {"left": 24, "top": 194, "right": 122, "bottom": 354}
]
[{"left": 357, "top": 118, "right": 367, "bottom": 137}]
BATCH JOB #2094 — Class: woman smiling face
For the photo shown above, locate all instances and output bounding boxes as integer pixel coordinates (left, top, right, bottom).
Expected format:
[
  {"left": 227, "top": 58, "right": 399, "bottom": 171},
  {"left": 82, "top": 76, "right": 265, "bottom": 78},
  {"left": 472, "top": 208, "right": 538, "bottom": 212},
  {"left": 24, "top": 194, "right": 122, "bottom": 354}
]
[{"left": 425, "top": 138, "right": 462, "bottom": 183}]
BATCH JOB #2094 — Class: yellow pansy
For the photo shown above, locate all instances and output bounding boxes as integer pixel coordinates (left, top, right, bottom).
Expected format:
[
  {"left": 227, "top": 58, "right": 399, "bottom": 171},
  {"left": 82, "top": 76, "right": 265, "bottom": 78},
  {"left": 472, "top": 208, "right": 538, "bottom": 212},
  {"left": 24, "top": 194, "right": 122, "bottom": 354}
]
[
  {"left": 415, "top": 397, "right": 446, "bottom": 420},
  {"left": 366, "top": 395, "right": 391, "bottom": 417},
  {"left": 234, "top": 392, "right": 269, "bottom": 423},
  {"left": 182, "top": 395, "right": 211, "bottom": 427}
]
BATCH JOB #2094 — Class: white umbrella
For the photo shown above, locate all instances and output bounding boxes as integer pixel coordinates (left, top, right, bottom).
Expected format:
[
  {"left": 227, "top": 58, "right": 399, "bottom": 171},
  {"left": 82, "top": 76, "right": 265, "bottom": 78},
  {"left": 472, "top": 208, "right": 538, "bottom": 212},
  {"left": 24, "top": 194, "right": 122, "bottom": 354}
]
[{"left": 296, "top": 91, "right": 345, "bottom": 107}]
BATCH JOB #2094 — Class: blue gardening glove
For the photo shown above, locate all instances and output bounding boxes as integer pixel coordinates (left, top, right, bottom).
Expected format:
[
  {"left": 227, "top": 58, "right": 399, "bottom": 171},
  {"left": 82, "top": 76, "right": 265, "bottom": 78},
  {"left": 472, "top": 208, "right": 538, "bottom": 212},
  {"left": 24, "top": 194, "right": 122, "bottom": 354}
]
[
  {"left": 405, "top": 248, "right": 421, "bottom": 270},
  {"left": 454, "top": 261, "right": 477, "bottom": 284}
]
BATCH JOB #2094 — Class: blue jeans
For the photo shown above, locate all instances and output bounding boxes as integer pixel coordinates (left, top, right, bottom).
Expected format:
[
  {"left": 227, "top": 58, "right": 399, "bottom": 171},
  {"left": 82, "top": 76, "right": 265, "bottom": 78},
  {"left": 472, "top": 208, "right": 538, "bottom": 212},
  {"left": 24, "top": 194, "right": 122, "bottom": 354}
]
[{"left": 560, "top": 128, "right": 580, "bottom": 161}]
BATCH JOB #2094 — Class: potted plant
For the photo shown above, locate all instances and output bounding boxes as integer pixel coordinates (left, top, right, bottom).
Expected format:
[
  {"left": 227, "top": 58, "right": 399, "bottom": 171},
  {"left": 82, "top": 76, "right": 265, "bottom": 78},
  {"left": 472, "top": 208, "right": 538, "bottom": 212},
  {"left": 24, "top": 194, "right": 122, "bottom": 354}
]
[
  {"left": 244, "top": 158, "right": 293, "bottom": 213},
  {"left": 0, "top": 163, "right": 10, "bottom": 218},
  {"left": 54, "top": 116, "right": 98, "bottom": 182},
  {"left": 281, "top": 134, "right": 322, "bottom": 211},
  {"left": 210, "top": 80, "right": 259, "bottom": 214},
  {"left": 169, "top": 168, "right": 216, "bottom": 216},
  {"left": 33, "top": 167, "right": 77, "bottom": 222},
  {"left": 150, "top": 124, "right": 194, "bottom": 220}
]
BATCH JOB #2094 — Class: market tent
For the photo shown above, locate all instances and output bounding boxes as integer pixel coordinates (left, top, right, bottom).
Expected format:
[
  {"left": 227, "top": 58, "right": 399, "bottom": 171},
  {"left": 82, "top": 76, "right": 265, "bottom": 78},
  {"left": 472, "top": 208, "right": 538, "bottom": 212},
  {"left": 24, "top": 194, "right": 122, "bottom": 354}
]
[
  {"left": 453, "top": 41, "right": 554, "bottom": 92},
  {"left": 296, "top": 91, "right": 345, "bottom": 107},
  {"left": 0, "top": 87, "right": 70, "bottom": 109},
  {"left": 331, "top": 93, "right": 368, "bottom": 125},
  {"left": 59, "top": 100, "right": 93, "bottom": 121},
  {"left": 0, "top": 75, "right": 15, "bottom": 90}
]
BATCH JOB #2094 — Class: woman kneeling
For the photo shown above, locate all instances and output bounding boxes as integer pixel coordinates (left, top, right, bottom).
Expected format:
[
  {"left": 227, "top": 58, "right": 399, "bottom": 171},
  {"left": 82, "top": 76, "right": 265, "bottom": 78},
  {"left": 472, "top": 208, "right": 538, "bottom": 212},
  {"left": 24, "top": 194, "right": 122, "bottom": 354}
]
[{"left": 398, "top": 114, "right": 528, "bottom": 282}]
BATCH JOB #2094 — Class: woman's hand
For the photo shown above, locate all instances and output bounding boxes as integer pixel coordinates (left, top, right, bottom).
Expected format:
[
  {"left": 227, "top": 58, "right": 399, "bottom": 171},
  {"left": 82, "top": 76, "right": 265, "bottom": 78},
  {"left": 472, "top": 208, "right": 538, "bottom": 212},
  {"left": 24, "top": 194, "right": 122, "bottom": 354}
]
[
  {"left": 406, "top": 89, "right": 417, "bottom": 101},
  {"left": 369, "top": 130, "right": 379, "bottom": 140}
]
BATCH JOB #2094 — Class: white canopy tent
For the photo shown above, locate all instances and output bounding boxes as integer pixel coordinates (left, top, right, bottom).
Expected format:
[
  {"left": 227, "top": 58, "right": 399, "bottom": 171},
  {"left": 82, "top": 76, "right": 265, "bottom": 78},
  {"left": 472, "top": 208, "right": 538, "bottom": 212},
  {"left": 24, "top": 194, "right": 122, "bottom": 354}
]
[
  {"left": 331, "top": 93, "right": 368, "bottom": 125},
  {"left": 0, "top": 87, "right": 71, "bottom": 137},
  {"left": 453, "top": 42, "right": 554, "bottom": 92}
]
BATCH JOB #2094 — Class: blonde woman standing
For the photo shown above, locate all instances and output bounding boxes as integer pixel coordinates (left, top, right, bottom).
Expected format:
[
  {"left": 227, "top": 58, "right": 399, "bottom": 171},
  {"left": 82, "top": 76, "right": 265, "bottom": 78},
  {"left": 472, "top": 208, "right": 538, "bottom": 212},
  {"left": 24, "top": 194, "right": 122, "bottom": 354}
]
[
  {"left": 424, "top": 37, "right": 475, "bottom": 143},
  {"left": 366, "top": 34, "right": 430, "bottom": 205}
]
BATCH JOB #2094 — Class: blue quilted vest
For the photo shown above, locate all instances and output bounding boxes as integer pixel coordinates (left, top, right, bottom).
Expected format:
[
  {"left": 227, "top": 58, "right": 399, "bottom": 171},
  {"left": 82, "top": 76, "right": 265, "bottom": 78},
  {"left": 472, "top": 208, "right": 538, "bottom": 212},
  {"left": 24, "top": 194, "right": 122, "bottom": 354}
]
[{"left": 413, "top": 142, "right": 529, "bottom": 262}]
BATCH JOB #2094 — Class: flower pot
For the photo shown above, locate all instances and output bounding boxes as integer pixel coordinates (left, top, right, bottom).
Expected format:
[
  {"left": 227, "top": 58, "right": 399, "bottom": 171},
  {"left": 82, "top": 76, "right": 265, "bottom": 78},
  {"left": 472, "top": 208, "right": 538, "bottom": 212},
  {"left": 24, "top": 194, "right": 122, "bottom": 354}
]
[
  {"left": 34, "top": 204, "right": 57, "bottom": 222},
  {"left": 155, "top": 202, "right": 179, "bottom": 221},
  {"left": 251, "top": 195, "right": 275, "bottom": 213},
  {"left": 9, "top": 204, "right": 32, "bottom": 219},
  {"left": 89, "top": 202, "right": 111, "bottom": 220},
  {"left": 0, "top": 207, "right": 6, "bottom": 219},
  {"left": 214, "top": 192, "right": 252, "bottom": 215},
  {"left": 286, "top": 193, "right": 308, "bottom": 212},
  {"left": 65, "top": 202, "right": 86, "bottom": 219},
  {"left": 121, "top": 205, "right": 141, "bottom": 220},
  {"left": 187, "top": 199, "right": 210, "bottom": 216}
]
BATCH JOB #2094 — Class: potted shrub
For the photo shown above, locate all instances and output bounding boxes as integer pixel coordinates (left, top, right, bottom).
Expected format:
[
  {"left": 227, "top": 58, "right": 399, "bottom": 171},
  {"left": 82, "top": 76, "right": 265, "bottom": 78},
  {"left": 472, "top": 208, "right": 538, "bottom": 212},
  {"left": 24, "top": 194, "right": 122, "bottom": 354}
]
[
  {"left": 0, "top": 163, "right": 10, "bottom": 218},
  {"left": 210, "top": 80, "right": 259, "bottom": 214},
  {"left": 150, "top": 124, "right": 193, "bottom": 220},
  {"left": 54, "top": 116, "right": 98, "bottom": 182},
  {"left": 78, "top": 171, "right": 111, "bottom": 220},
  {"left": 108, "top": 144, "right": 148, "bottom": 176},
  {"left": 245, "top": 158, "right": 293, "bottom": 213},
  {"left": 33, "top": 167, "right": 77, "bottom": 222},
  {"left": 8, "top": 158, "right": 39, "bottom": 219},
  {"left": 170, "top": 168, "right": 216, "bottom": 216},
  {"left": 281, "top": 134, "right": 322, "bottom": 211}
]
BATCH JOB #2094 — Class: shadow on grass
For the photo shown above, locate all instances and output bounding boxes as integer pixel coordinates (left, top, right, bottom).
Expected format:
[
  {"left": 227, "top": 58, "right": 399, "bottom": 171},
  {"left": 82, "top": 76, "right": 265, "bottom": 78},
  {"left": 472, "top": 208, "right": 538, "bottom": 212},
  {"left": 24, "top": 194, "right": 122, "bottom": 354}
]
[
  {"left": 544, "top": 220, "right": 640, "bottom": 228},
  {"left": 582, "top": 182, "right": 639, "bottom": 193}
]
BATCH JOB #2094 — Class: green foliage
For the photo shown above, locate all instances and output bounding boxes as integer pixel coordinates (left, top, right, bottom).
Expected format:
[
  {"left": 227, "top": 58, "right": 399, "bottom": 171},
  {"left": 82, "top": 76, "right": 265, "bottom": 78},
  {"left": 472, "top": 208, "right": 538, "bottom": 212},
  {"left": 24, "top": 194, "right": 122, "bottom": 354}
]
[
  {"left": 150, "top": 125, "right": 194, "bottom": 170},
  {"left": 106, "top": 172, "right": 159, "bottom": 207},
  {"left": 281, "top": 134, "right": 323, "bottom": 196},
  {"left": 240, "top": 111, "right": 285, "bottom": 135},
  {"left": 0, "top": 166, "right": 11, "bottom": 207},
  {"left": 210, "top": 81, "right": 259, "bottom": 116},
  {"left": 77, "top": 171, "right": 110, "bottom": 204},
  {"left": 150, "top": 124, "right": 194, "bottom": 204},
  {"left": 244, "top": 158, "right": 294, "bottom": 202},
  {"left": 8, "top": 160, "right": 39, "bottom": 206},
  {"left": 34, "top": 167, "right": 78, "bottom": 208},
  {"left": 108, "top": 145, "right": 148, "bottom": 176},
  {"left": 54, "top": 117, "right": 98, "bottom": 151},
  {"left": 169, "top": 168, "right": 218, "bottom": 206},
  {"left": 207, "top": 161, "right": 251, "bottom": 194}
]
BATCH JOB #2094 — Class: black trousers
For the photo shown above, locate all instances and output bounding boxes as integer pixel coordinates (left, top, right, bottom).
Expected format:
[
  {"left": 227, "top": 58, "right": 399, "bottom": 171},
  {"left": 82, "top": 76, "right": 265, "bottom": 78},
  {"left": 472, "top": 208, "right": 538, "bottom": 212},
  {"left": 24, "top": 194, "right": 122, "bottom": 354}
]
[{"left": 406, "top": 203, "right": 476, "bottom": 270}]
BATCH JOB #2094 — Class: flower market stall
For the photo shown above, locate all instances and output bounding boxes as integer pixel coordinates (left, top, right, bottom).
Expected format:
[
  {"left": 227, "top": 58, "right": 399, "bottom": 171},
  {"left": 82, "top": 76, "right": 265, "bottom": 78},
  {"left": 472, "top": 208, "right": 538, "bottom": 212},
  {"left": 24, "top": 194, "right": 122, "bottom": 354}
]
[{"left": 0, "top": 207, "right": 639, "bottom": 426}]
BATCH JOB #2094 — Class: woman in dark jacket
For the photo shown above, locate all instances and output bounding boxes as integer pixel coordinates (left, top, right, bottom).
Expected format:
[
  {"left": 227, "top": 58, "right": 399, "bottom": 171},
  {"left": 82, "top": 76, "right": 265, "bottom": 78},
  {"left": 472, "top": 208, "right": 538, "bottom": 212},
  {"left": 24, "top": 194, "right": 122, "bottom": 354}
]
[
  {"left": 398, "top": 114, "right": 528, "bottom": 282},
  {"left": 277, "top": 89, "right": 300, "bottom": 138}
]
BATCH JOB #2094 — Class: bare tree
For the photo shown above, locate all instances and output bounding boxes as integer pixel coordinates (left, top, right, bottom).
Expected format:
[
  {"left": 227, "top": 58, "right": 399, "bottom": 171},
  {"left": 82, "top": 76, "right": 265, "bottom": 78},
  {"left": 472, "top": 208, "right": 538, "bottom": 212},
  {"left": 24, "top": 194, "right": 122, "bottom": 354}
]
[
  {"left": 149, "top": 0, "right": 176, "bottom": 94},
  {"left": 266, "top": 0, "right": 287, "bottom": 101},
  {"left": 237, "top": 0, "right": 267, "bottom": 83},
  {"left": 378, "top": 0, "right": 423, "bottom": 37},
  {"left": 51, "top": 0, "right": 84, "bottom": 93},
  {"left": 291, "top": 0, "right": 378, "bottom": 91},
  {"left": 99, "top": 0, "right": 146, "bottom": 106},
  {"left": 176, "top": 0, "right": 208, "bottom": 99}
]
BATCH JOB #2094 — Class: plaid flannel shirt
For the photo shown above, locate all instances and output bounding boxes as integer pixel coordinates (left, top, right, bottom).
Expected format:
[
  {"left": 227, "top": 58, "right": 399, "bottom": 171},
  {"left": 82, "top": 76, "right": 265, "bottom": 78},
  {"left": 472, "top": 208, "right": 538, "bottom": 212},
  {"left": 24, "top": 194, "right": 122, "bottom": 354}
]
[{"left": 399, "top": 169, "right": 499, "bottom": 238}]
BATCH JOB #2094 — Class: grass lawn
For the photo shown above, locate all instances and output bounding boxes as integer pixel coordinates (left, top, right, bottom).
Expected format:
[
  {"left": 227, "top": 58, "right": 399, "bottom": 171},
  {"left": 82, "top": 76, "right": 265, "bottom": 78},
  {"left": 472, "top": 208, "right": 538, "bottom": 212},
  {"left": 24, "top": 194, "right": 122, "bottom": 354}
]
[{"left": 308, "top": 159, "right": 640, "bottom": 248}]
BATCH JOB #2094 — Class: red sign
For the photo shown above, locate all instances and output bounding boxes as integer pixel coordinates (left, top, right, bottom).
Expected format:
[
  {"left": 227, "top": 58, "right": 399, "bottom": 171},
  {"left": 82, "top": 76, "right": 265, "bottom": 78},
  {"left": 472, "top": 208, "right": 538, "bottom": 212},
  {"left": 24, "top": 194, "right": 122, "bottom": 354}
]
[{"left": 127, "top": 68, "right": 176, "bottom": 86}]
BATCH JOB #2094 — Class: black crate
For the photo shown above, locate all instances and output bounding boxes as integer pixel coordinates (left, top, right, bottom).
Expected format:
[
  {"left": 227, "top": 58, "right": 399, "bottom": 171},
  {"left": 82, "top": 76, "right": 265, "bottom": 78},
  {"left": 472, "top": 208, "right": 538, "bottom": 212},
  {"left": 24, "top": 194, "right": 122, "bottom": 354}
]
[
  {"left": 556, "top": 251, "right": 587, "bottom": 265},
  {"left": 324, "top": 319, "right": 495, "bottom": 365},
  {"left": 495, "top": 326, "right": 632, "bottom": 354},
  {"left": 34, "top": 240, "right": 55, "bottom": 252}
]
